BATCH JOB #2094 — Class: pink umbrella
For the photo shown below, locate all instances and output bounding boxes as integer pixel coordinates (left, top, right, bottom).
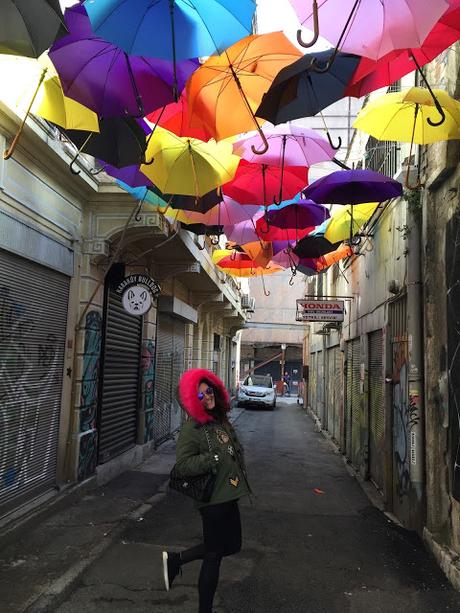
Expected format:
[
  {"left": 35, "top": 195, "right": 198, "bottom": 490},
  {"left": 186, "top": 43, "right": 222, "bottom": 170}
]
[
  {"left": 223, "top": 213, "right": 264, "bottom": 245},
  {"left": 173, "top": 198, "right": 260, "bottom": 227},
  {"left": 233, "top": 125, "right": 336, "bottom": 167},
  {"left": 291, "top": 0, "right": 449, "bottom": 61}
]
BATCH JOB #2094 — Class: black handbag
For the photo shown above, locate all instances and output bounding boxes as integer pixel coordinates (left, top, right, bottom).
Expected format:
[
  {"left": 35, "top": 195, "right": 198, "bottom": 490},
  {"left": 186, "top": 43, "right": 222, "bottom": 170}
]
[{"left": 169, "top": 426, "right": 217, "bottom": 503}]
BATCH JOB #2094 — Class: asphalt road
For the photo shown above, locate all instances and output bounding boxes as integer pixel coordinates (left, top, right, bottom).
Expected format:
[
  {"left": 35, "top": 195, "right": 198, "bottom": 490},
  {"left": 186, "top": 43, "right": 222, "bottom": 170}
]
[{"left": 54, "top": 401, "right": 460, "bottom": 613}]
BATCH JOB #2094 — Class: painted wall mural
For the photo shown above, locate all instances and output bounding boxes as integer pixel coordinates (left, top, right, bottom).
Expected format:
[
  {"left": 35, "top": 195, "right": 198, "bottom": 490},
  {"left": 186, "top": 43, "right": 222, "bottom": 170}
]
[
  {"left": 142, "top": 340, "right": 156, "bottom": 442},
  {"left": 78, "top": 310, "right": 102, "bottom": 481}
]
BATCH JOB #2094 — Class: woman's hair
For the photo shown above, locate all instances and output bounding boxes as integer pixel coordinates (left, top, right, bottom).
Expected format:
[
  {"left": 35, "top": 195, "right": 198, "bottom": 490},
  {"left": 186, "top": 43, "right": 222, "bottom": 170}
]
[{"left": 199, "top": 377, "right": 228, "bottom": 420}]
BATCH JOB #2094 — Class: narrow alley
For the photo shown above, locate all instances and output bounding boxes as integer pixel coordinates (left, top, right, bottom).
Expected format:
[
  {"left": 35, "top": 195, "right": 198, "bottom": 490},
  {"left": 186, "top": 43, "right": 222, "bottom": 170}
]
[{"left": 2, "top": 400, "right": 459, "bottom": 613}]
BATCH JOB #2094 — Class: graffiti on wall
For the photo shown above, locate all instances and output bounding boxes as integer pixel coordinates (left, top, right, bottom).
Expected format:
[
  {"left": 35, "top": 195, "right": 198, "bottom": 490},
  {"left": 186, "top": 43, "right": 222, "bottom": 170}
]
[
  {"left": 392, "top": 339, "right": 417, "bottom": 499},
  {"left": 78, "top": 311, "right": 101, "bottom": 481},
  {"left": 0, "top": 286, "right": 60, "bottom": 499},
  {"left": 142, "top": 340, "right": 155, "bottom": 442}
]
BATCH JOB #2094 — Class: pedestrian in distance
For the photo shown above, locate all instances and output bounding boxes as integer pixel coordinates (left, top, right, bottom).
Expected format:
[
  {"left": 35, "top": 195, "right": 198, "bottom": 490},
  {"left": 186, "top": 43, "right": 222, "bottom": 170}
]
[{"left": 163, "top": 368, "right": 251, "bottom": 613}]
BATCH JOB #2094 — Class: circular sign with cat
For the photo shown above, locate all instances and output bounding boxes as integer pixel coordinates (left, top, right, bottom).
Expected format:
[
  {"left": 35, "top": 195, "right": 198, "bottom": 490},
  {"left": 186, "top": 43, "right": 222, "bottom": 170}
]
[{"left": 116, "top": 274, "right": 161, "bottom": 316}]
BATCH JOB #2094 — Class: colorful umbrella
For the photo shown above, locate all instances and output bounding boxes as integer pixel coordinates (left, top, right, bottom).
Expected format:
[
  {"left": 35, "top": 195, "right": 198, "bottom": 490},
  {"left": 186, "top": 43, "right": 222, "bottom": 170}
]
[
  {"left": 321, "top": 202, "right": 379, "bottom": 243},
  {"left": 0, "top": 0, "right": 66, "bottom": 58},
  {"left": 168, "top": 199, "right": 260, "bottom": 226},
  {"left": 62, "top": 116, "right": 148, "bottom": 174},
  {"left": 223, "top": 160, "right": 308, "bottom": 206},
  {"left": 140, "top": 127, "right": 240, "bottom": 197},
  {"left": 233, "top": 124, "right": 336, "bottom": 168},
  {"left": 255, "top": 49, "right": 360, "bottom": 135},
  {"left": 302, "top": 169, "right": 403, "bottom": 204},
  {"left": 117, "top": 180, "right": 168, "bottom": 209},
  {"left": 256, "top": 199, "right": 329, "bottom": 241},
  {"left": 292, "top": 235, "right": 341, "bottom": 259},
  {"left": 50, "top": 6, "right": 198, "bottom": 118},
  {"left": 240, "top": 241, "right": 274, "bottom": 268},
  {"left": 186, "top": 32, "right": 302, "bottom": 144},
  {"left": 149, "top": 185, "right": 222, "bottom": 213},
  {"left": 353, "top": 87, "right": 460, "bottom": 144},
  {"left": 180, "top": 223, "right": 224, "bottom": 237},
  {"left": 291, "top": 0, "right": 449, "bottom": 60},
  {"left": 223, "top": 215, "right": 264, "bottom": 245},
  {"left": 345, "top": 4, "right": 460, "bottom": 98},
  {"left": 103, "top": 163, "right": 153, "bottom": 188},
  {"left": 296, "top": 244, "right": 353, "bottom": 275},
  {"left": 212, "top": 249, "right": 283, "bottom": 277},
  {"left": 146, "top": 93, "right": 209, "bottom": 141},
  {"left": 83, "top": 0, "right": 256, "bottom": 97}
]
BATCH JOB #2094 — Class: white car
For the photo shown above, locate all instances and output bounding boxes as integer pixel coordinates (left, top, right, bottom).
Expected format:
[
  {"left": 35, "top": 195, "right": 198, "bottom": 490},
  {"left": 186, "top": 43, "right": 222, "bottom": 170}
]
[{"left": 237, "top": 374, "right": 276, "bottom": 410}]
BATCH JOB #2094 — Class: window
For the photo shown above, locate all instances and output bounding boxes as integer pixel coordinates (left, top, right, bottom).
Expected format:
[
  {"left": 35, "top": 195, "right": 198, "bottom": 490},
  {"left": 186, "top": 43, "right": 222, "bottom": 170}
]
[
  {"left": 213, "top": 333, "right": 221, "bottom": 351},
  {"left": 244, "top": 374, "right": 273, "bottom": 388}
]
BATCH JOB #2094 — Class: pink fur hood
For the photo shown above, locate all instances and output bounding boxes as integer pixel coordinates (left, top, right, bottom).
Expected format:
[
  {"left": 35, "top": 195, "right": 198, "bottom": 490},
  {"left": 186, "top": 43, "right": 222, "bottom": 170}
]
[{"left": 178, "top": 369, "right": 230, "bottom": 424}]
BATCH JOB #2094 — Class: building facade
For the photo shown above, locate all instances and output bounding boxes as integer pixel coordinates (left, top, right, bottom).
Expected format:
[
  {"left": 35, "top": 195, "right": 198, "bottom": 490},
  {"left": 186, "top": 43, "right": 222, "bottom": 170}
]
[{"left": 0, "top": 101, "right": 246, "bottom": 524}]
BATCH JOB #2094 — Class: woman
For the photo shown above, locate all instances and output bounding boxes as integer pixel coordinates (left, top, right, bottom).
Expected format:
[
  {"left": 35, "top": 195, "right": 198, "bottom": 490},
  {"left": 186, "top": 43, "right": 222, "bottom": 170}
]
[{"left": 163, "top": 368, "right": 251, "bottom": 613}]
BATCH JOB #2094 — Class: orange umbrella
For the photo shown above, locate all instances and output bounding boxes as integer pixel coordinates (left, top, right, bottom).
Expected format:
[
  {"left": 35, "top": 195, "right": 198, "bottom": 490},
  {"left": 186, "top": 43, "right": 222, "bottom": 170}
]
[
  {"left": 212, "top": 249, "right": 283, "bottom": 277},
  {"left": 186, "top": 32, "right": 301, "bottom": 145},
  {"left": 240, "top": 240, "right": 273, "bottom": 268}
]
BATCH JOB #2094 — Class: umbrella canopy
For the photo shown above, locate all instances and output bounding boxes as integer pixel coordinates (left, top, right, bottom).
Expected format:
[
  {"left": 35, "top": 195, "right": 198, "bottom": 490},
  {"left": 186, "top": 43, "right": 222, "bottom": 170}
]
[
  {"left": 186, "top": 32, "right": 302, "bottom": 141},
  {"left": 212, "top": 249, "right": 283, "bottom": 277},
  {"left": 291, "top": 0, "right": 449, "bottom": 61},
  {"left": 296, "top": 244, "right": 353, "bottom": 275},
  {"left": 0, "top": 0, "right": 66, "bottom": 58},
  {"left": 303, "top": 169, "right": 403, "bottom": 205},
  {"left": 255, "top": 49, "right": 360, "bottom": 126},
  {"left": 168, "top": 199, "right": 260, "bottom": 226},
  {"left": 345, "top": 4, "right": 460, "bottom": 98},
  {"left": 180, "top": 223, "right": 224, "bottom": 236},
  {"left": 256, "top": 199, "right": 329, "bottom": 241},
  {"left": 223, "top": 215, "right": 264, "bottom": 245},
  {"left": 146, "top": 93, "right": 209, "bottom": 141},
  {"left": 116, "top": 180, "right": 168, "bottom": 209},
  {"left": 240, "top": 241, "right": 274, "bottom": 268},
  {"left": 353, "top": 87, "right": 460, "bottom": 144},
  {"left": 140, "top": 127, "right": 240, "bottom": 197},
  {"left": 223, "top": 160, "right": 308, "bottom": 206},
  {"left": 83, "top": 0, "right": 256, "bottom": 59},
  {"left": 233, "top": 124, "right": 336, "bottom": 167},
  {"left": 50, "top": 6, "right": 198, "bottom": 118},
  {"left": 0, "top": 56, "right": 98, "bottom": 132},
  {"left": 293, "top": 235, "right": 342, "bottom": 259},
  {"left": 103, "top": 163, "right": 153, "bottom": 188},
  {"left": 62, "top": 116, "right": 148, "bottom": 169},
  {"left": 149, "top": 185, "right": 222, "bottom": 213},
  {"left": 321, "top": 202, "right": 379, "bottom": 243}
]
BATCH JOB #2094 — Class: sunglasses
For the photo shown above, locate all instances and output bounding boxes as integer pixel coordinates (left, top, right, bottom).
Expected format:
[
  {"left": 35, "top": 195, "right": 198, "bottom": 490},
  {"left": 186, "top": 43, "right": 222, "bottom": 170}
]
[{"left": 198, "top": 387, "right": 215, "bottom": 400}]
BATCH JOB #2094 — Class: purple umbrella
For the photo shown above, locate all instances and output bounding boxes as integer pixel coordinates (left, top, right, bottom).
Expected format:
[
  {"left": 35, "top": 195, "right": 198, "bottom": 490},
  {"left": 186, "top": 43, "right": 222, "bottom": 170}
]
[
  {"left": 102, "top": 163, "right": 153, "bottom": 188},
  {"left": 50, "top": 5, "right": 199, "bottom": 117},
  {"left": 302, "top": 169, "right": 402, "bottom": 205},
  {"left": 223, "top": 214, "right": 264, "bottom": 245},
  {"left": 265, "top": 200, "right": 330, "bottom": 230}
]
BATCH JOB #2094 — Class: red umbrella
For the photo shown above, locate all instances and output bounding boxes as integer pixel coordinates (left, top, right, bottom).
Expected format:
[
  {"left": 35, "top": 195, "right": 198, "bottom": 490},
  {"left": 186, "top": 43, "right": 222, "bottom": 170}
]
[
  {"left": 345, "top": 3, "right": 460, "bottom": 98},
  {"left": 146, "top": 93, "right": 209, "bottom": 141},
  {"left": 255, "top": 199, "right": 329, "bottom": 242},
  {"left": 223, "top": 160, "right": 308, "bottom": 206}
]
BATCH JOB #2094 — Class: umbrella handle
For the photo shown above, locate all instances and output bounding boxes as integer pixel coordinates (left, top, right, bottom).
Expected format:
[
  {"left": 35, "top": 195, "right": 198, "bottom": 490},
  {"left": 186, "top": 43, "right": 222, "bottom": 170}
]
[
  {"left": 332, "top": 157, "right": 351, "bottom": 170},
  {"left": 70, "top": 152, "right": 82, "bottom": 176},
  {"left": 250, "top": 128, "right": 269, "bottom": 155},
  {"left": 427, "top": 103, "right": 446, "bottom": 127},
  {"left": 309, "top": 54, "right": 335, "bottom": 74},
  {"left": 90, "top": 164, "right": 107, "bottom": 176},
  {"left": 296, "top": 0, "right": 319, "bottom": 48},
  {"left": 143, "top": 155, "right": 155, "bottom": 165},
  {"left": 230, "top": 249, "right": 237, "bottom": 261},
  {"left": 289, "top": 274, "right": 296, "bottom": 286},
  {"left": 326, "top": 131, "right": 342, "bottom": 151}
]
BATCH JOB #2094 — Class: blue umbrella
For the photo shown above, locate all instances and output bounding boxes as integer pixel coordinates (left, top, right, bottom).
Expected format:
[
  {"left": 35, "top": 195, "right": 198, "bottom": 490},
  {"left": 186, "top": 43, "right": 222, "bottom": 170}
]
[{"left": 83, "top": 0, "right": 256, "bottom": 97}]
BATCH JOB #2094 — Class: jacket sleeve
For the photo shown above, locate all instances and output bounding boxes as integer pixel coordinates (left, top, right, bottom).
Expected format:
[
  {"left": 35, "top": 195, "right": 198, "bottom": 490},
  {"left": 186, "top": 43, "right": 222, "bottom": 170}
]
[{"left": 175, "top": 423, "right": 217, "bottom": 477}]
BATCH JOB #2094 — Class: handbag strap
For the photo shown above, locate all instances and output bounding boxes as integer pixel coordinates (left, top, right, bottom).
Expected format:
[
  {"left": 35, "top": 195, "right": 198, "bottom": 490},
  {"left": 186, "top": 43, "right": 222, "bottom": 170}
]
[{"left": 203, "top": 425, "right": 213, "bottom": 453}]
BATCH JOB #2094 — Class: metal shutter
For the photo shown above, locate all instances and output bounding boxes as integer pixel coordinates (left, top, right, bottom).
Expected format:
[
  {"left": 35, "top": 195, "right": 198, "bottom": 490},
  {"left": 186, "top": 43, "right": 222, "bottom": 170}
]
[
  {"left": 327, "top": 346, "right": 342, "bottom": 443},
  {"left": 345, "top": 339, "right": 360, "bottom": 461},
  {"left": 0, "top": 249, "right": 69, "bottom": 517},
  {"left": 154, "top": 314, "right": 185, "bottom": 445},
  {"left": 98, "top": 288, "right": 142, "bottom": 463},
  {"left": 317, "top": 351, "right": 324, "bottom": 424},
  {"left": 309, "top": 352, "right": 316, "bottom": 412},
  {"left": 369, "top": 330, "right": 384, "bottom": 490}
]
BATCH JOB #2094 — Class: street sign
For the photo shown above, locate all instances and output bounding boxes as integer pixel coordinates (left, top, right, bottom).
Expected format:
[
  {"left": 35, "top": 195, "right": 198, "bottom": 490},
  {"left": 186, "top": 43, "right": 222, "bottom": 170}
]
[{"left": 296, "top": 299, "right": 344, "bottom": 322}]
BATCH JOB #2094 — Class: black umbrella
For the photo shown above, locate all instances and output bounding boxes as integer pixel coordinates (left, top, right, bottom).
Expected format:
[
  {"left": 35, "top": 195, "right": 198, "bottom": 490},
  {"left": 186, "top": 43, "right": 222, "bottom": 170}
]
[
  {"left": 181, "top": 223, "right": 224, "bottom": 237},
  {"left": 256, "top": 49, "right": 360, "bottom": 148},
  {"left": 62, "top": 117, "right": 148, "bottom": 174},
  {"left": 0, "top": 0, "right": 66, "bottom": 58},
  {"left": 150, "top": 187, "right": 222, "bottom": 213},
  {"left": 293, "top": 235, "right": 341, "bottom": 259}
]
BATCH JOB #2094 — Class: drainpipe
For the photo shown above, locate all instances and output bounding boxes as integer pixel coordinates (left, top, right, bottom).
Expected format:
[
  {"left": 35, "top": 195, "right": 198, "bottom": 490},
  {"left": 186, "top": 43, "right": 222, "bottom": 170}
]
[{"left": 406, "top": 181, "right": 425, "bottom": 530}]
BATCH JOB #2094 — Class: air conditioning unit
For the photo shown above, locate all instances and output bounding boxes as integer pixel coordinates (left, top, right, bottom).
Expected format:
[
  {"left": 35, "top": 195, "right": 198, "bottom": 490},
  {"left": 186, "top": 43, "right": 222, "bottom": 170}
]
[{"left": 241, "top": 294, "right": 255, "bottom": 312}]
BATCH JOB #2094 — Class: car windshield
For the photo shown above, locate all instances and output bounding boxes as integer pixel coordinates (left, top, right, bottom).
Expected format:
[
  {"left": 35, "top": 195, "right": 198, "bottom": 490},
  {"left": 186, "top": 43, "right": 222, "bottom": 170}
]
[{"left": 244, "top": 375, "right": 272, "bottom": 388}]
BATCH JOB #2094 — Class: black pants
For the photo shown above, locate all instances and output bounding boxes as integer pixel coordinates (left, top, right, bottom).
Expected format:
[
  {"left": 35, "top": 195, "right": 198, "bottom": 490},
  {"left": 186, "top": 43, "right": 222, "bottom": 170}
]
[{"left": 180, "top": 500, "right": 242, "bottom": 613}]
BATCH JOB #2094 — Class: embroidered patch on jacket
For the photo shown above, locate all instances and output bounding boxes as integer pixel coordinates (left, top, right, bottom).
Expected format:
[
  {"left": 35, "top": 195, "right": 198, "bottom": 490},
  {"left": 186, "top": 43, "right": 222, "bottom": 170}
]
[
  {"left": 229, "top": 476, "right": 239, "bottom": 487},
  {"left": 216, "top": 429, "right": 230, "bottom": 444}
]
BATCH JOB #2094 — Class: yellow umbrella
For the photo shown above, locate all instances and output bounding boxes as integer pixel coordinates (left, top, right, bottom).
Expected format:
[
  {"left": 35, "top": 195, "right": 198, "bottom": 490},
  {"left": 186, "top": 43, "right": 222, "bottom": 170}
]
[
  {"left": 0, "top": 55, "right": 98, "bottom": 159},
  {"left": 324, "top": 203, "right": 379, "bottom": 243},
  {"left": 140, "top": 127, "right": 240, "bottom": 197},
  {"left": 353, "top": 87, "right": 460, "bottom": 144}
]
